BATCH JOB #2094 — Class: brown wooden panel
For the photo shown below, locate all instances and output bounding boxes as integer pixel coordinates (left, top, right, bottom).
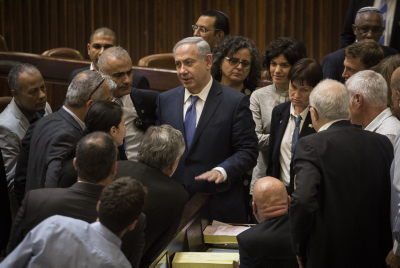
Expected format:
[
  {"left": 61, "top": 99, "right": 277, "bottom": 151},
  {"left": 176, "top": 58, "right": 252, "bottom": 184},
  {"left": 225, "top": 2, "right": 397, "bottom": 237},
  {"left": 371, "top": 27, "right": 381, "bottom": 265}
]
[{"left": 0, "top": 0, "right": 351, "bottom": 64}]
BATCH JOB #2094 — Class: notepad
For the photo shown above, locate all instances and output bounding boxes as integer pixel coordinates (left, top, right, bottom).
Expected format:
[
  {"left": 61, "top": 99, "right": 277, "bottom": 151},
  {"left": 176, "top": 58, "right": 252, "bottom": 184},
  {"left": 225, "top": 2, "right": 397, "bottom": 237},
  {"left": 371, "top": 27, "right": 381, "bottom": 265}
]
[
  {"left": 172, "top": 252, "right": 239, "bottom": 268},
  {"left": 203, "top": 225, "right": 249, "bottom": 244}
]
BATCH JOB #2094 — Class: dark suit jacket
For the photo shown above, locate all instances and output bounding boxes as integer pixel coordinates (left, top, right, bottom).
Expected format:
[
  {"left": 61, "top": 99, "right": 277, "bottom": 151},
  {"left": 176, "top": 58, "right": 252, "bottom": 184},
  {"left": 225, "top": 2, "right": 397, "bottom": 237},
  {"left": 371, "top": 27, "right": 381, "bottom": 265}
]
[
  {"left": 290, "top": 120, "right": 393, "bottom": 267},
  {"left": 129, "top": 87, "right": 159, "bottom": 131},
  {"left": 237, "top": 214, "right": 298, "bottom": 268},
  {"left": 321, "top": 44, "right": 398, "bottom": 83},
  {"left": 340, "top": 0, "right": 400, "bottom": 52},
  {"left": 115, "top": 161, "right": 188, "bottom": 265},
  {"left": 266, "top": 101, "right": 315, "bottom": 195},
  {"left": 6, "top": 182, "right": 146, "bottom": 268},
  {"left": 15, "top": 108, "right": 83, "bottom": 199},
  {"left": 156, "top": 80, "right": 258, "bottom": 223},
  {"left": 0, "top": 149, "right": 11, "bottom": 251},
  {"left": 69, "top": 66, "right": 150, "bottom": 90}
]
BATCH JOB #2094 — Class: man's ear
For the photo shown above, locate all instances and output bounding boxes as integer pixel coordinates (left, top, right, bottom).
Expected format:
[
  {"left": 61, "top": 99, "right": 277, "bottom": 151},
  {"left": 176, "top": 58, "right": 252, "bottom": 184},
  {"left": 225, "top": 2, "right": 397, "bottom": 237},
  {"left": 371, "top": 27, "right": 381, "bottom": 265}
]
[
  {"left": 352, "top": 24, "right": 357, "bottom": 35},
  {"left": 216, "top": 31, "right": 224, "bottom": 42},
  {"left": 11, "top": 89, "right": 17, "bottom": 98},
  {"left": 73, "top": 157, "right": 78, "bottom": 171},
  {"left": 354, "top": 93, "right": 363, "bottom": 107},
  {"left": 87, "top": 43, "right": 91, "bottom": 55},
  {"left": 205, "top": 54, "right": 213, "bottom": 69},
  {"left": 128, "top": 220, "right": 137, "bottom": 231},
  {"left": 96, "top": 201, "right": 100, "bottom": 212},
  {"left": 86, "top": 99, "right": 94, "bottom": 109},
  {"left": 111, "top": 161, "right": 118, "bottom": 175},
  {"left": 109, "top": 126, "right": 117, "bottom": 138},
  {"left": 311, "top": 108, "right": 319, "bottom": 122},
  {"left": 252, "top": 201, "right": 257, "bottom": 215},
  {"left": 287, "top": 196, "right": 291, "bottom": 209}
]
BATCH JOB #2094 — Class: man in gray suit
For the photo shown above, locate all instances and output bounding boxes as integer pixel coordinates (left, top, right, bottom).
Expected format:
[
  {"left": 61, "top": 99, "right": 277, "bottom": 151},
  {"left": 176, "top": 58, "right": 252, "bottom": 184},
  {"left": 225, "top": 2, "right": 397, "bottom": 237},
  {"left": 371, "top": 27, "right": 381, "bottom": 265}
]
[{"left": 0, "top": 63, "right": 52, "bottom": 219}]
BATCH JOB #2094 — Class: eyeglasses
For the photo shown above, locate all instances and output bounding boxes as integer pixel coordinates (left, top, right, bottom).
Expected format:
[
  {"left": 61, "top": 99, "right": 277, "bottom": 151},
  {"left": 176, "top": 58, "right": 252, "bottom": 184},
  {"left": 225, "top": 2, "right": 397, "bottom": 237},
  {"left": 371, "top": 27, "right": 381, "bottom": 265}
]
[
  {"left": 354, "top": 25, "right": 384, "bottom": 34},
  {"left": 88, "top": 77, "right": 105, "bottom": 101},
  {"left": 192, "top": 25, "right": 221, "bottom": 34},
  {"left": 224, "top": 57, "right": 251, "bottom": 70}
]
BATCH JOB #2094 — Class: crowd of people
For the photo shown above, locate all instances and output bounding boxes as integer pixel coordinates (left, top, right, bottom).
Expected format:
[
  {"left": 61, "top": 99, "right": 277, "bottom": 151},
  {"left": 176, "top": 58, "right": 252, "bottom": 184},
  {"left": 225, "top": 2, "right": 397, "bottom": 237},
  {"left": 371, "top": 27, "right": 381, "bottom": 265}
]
[{"left": 1, "top": 4, "right": 400, "bottom": 267}]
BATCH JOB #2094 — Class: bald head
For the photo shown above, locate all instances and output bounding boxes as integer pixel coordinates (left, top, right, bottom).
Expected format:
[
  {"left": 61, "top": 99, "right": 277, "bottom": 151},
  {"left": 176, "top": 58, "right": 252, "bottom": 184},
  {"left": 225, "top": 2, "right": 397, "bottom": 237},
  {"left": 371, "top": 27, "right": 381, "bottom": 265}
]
[
  {"left": 252, "top": 177, "right": 290, "bottom": 223},
  {"left": 391, "top": 67, "right": 400, "bottom": 116}
]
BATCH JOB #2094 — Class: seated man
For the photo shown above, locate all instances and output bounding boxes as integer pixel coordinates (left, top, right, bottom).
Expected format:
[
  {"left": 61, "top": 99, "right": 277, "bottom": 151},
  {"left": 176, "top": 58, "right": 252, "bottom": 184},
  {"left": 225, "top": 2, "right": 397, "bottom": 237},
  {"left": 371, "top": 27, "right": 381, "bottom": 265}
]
[
  {"left": 13, "top": 71, "right": 116, "bottom": 203},
  {"left": 3, "top": 176, "right": 147, "bottom": 267},
  {"left": 7, "top": 132, "right": 146, "bottom": 268},
  {"left": 237, "top": 177, "right": 297, "bottom": 268},
  {"left": 347, "top": 70, "right": 400, "bottom": 145},
  {"left": 0, "top": 63, "right": 52, "bottom": 218},
  {"left": 322, "top": 7, "right": 396, "bottom": 83},
  {"left": 193, "top": 10, "right": 229, "bottom": 51},
  {"left": 98, "top": 47, "right": 159, "bottom": 161},
  {"left": 69, "top": 27, "right": 149, "bottom": 89},
  {"left": 116, "top": 125, "right": 189, "bottom": 265}
]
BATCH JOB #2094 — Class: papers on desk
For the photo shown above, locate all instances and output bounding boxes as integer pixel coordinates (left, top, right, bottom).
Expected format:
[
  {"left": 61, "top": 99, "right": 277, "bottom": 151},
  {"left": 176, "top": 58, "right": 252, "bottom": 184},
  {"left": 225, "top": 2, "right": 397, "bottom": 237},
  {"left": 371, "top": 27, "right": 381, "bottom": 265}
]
[
  {"left": 172, "top": 252, "right": 239, "bottom": 267},
  {"left": 203, "top": 225, "right": 249, "bottom": 244}
]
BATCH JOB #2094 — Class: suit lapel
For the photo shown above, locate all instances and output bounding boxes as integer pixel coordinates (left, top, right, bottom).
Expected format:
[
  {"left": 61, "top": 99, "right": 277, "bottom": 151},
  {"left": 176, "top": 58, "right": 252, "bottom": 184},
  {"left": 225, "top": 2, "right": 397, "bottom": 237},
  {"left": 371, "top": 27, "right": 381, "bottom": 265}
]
[
  {"left": 130, "top": 88, "right": 144, "bottom": 119},
  {"left": 171, "top": 87, "right": 187, "bottom": 144},
  {"left": 299, "top": 111, "right": 315, "bottom": 138},
  {"left": 274, "top": 103, "right": 291, "bottom": 158},
  {"left": 188, "top": 81, "right": 222, "bottom": 152},
  {"left": 9, "top": 98, "right": 30, "bottom": 132},
  {"left": 58, "top": 108, "right": 84, "bottom": 135}
]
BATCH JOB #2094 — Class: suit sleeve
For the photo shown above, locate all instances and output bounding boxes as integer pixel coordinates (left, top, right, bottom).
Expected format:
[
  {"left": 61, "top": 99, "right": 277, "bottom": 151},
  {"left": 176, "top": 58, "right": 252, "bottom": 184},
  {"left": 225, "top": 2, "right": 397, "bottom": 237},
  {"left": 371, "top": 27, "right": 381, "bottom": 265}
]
[
  {"left": 217, "top": 95, "right": 258, "bottom": 181},
  {"left": 321, "top": 54, "right": 341, "bottom": 81},
  {"left": 340, "top": 0, "right": 356, "bottom": 48},
  {"left": 250, "top": 91, "right": 269, "bottom": 151},
  {"left": 121, "top": 213, "right": 146, "bottom": 268},
  {"left": 237, "top": 234, "right": 255, "bottom": 268},
  {"left": 0, "top": 126, "right": 21, "bottom": 191},
  {"left": 266, "top": 107, "right": 278, "bottom": 176},
  {"left": 289, "top": 138, "right": 321, "bottom": 257}
]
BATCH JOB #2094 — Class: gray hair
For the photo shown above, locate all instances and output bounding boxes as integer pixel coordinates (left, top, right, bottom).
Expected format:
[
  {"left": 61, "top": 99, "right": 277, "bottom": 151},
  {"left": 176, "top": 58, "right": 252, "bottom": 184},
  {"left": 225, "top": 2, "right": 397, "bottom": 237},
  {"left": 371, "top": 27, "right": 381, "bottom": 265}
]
[
  {"left": 355, "top": 7, "right": 383, "bottom": 25},
  {"left": 172, "top": 37, "right": 211, "bottom": 61},
  {"left": 8, "top": 63, "right": 40, "bottom": 93},
  {"left": 66, "top": 70, "right": 116, "bottom": 108},
  {"left": 346, "top": 70, "right": 387, "bottom": 107},
  {"left": 98, "top": 47, "right": 131, "bottom": 73},
  {"left": 138, "top": 125, "right": 185, "bottom": 171},
  {"left": 310, "top": 79, "right": 350, "bottom": 121}
]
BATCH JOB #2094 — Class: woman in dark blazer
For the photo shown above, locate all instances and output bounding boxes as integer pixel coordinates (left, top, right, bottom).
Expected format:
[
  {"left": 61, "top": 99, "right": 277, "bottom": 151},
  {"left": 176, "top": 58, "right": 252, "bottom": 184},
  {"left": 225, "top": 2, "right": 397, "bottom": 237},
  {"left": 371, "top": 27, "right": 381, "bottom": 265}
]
[{"left": 266, "top": 58, "right": 323, "bottom": 194}]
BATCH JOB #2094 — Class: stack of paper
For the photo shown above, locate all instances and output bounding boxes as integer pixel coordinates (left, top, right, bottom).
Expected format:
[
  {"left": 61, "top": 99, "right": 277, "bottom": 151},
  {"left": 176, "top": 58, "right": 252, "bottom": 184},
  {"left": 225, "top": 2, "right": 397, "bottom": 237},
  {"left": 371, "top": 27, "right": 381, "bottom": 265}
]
[
  {"left": 172, "top": 252, "right": 239, "bottom": 268},
  {"left": 203, "top": 225, "right": 249, "bottom": 244}
]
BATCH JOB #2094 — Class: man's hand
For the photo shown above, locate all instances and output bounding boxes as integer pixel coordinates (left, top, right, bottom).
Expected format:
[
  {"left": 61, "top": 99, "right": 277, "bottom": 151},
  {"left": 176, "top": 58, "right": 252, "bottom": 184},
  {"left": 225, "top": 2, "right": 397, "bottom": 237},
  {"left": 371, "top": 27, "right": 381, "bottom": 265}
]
[
  {"left": 195, "top": 170, "right": 224, "bottom": 184},
  {"left": 386, "top": 250, "right": 400, "bottom": 267},
  {"left": 296, "top": 256, "right": 306, "bottom": 268}
]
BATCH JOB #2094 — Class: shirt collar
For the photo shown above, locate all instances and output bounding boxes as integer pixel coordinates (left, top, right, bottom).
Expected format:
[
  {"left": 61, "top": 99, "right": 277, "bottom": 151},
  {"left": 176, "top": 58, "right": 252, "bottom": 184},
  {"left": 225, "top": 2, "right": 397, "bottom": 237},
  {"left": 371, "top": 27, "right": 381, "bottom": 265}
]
[
  {"left": 62, "top": 105, "right": 85, "bottom": 130},
  {"left": 184, "top": 77, "right": 213, "bottom": 103},
  {"left": 364, "top": 107, "right": 393, "bottom": 132},
  {"left": 90, "top": 222, "right": 122, "bottom": 249},
  {"left": 90, "top": 63, "right": 95, "bottom": 71},
  {"left": 289, "top": 103, "right": 309, "bottom": 121},
  {"left": 318, "top": 119, "right": 348, "bottom": 132}
]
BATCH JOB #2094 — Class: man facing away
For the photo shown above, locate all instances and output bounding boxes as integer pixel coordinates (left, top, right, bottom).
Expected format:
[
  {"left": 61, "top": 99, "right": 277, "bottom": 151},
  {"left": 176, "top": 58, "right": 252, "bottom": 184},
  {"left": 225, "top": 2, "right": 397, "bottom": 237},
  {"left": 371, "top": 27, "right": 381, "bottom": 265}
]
[
  {"left": 69, "top": 27, "right": 149, "bottom": 89},
  {"left": 7, "top": 132, "right": 146, "bottom": 268},
  {"left": 13, "top": 70, "right": 116, "bottom": 203},
  {"left": 237, "top": 177, "right": 298, "bottom": 268},
  {"left": 347, "top": 70, "right": 400, "bottom": 145},
  {"left": 98, "top": 47, "right": 159, "bottom": 161},
  {"left": 0, "top": 63, "right": 52, "bottom": 218},
  {"left": 2, "top": 175, "right": 147, "bottom": 267},
  {"left": 116, "top": 125, "right": 189, "bottom": 265},
  {"left": 290, "top": 79, "right": 393, "bottom": 267}
]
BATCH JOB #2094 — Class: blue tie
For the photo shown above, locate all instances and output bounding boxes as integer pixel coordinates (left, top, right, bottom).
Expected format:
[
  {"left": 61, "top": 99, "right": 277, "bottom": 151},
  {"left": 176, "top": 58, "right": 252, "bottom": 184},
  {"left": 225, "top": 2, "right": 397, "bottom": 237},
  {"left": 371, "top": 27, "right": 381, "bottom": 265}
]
[
  {"left": 185, "top": 96, "right": 199, "bottom": 148},
  {"left": 291, "top": 115, "right": 302, "bottom": 158},
  {"left": 379, "top": 0, "right": 387, "bottom": 45}
]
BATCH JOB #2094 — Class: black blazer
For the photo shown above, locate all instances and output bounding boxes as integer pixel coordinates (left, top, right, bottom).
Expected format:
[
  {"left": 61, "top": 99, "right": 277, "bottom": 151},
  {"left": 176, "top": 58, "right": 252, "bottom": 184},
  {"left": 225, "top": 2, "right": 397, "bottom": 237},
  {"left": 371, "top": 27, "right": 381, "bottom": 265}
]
[
  {"left": 290, "top": 120, "right": 393, "bottom": 267},
  {"left": 69, "top": 66, "right": 150, "bottom": 90},
  {"left": 321, "top": 45, "right": 398, "bottom": 83},
  {"left": 237, "top": 214, "right": 298, "bottom": 268},
  {"left": 14, "top": 108, "right": 84, "bottom": 203},
  {"left": 115, "top": 161, "right": 189, "bottom": 266},
  {"left": 0, "top": 149, "right": 11, "bottom": 252},
  {"left": 266, "top": 101, "right": 315, "bottom": 195},
  {"left": 340, "top": 0, "right": 400, "bottom": 52},
  {"left": 6, "top": 182, "right": 146, "bottom": 268},
  {"left": 130, "top": 87, "right": 159, "bottom": 131},
  {"left": 156, "top": 80, "right": 258, "bottom": 223}
]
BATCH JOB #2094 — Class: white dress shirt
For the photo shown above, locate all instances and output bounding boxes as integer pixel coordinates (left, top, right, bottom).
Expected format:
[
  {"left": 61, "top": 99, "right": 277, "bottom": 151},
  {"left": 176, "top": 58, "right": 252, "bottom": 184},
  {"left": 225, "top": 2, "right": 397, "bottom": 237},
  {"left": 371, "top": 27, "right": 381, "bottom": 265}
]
[
  {"left": 364, "top": 107, "right": 400, "bottom": 146},
  {"left": 279, "top": 105, "right": 309, "bottom": 186},
  {"left": 374, "top": 0, "right": 396, "bottom": 46},
  {"left": 318, "top": 119, "right": 348, "bottom": 132},
  {"left": 117, "top": 94, "right": 143, "bottom": 161},
  {"left": 183, "top": 77, "right": 227, "bottom": 181}
]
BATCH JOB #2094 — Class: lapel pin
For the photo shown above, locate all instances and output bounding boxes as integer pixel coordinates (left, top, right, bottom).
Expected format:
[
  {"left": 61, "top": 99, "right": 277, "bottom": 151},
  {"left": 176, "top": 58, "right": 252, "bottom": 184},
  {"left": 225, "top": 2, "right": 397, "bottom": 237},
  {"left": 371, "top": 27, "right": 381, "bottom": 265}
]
[
  {"left": 141, "top": 110, "right": 144, "bottom": 113},
  {"left": 280, "top": 120, "right": 282, "bottom": 123},
  {"left": 309, "top": 124, "right": 313, "bottom": 128}
]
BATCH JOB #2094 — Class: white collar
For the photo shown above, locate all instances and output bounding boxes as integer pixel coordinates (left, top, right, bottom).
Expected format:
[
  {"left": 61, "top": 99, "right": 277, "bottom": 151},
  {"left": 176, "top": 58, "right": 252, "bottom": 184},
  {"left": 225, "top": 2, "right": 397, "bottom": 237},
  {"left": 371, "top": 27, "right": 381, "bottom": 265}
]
[
  {"left": 184, "top": 77, "right": 213, "bottom": 103},
  {"left": 318, "top": 119, "right": 348, "bottom": 132},
  {"left": 364, "top": 107, "right": 393, "bottom": 132}
]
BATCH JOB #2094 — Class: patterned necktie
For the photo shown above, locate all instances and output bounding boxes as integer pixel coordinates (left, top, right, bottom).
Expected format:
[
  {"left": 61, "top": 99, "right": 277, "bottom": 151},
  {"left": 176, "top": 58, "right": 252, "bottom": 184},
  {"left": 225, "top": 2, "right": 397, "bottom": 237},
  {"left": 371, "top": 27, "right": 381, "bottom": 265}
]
[
  {"left": 114, "top": 98, "right": 124, "bottom": 107},
  {"left": 184, "top": 96, "right": 200, "bottom": 148},
  {"left": 379, "top": 0, "right": 387, "bottom": 45},
  {"left": 291, "top": 115, "right": 302, "bottom": 159}
]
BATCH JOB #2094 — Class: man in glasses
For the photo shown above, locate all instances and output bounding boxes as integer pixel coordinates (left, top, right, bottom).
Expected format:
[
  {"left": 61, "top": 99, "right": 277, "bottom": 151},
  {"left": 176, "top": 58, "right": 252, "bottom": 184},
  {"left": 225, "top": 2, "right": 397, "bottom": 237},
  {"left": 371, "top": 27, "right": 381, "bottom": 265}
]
[
  {"left": 322, "top": 7, "right": 397, "bottom": 83},
  {"left": 69, "top": 27, "right": 149, "bottom": 89},
  {"left": 14, "top": 70, "right": 117, "bottom": 202},
  {"left": 193, "top": 10, "right": 230, "bottom": 51}
]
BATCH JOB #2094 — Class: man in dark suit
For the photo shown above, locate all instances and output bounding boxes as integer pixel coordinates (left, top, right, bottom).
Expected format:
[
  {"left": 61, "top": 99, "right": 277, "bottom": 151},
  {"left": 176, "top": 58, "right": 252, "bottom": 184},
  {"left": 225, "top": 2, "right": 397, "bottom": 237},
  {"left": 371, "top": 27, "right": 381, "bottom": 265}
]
[
  {"left": 14, "top": 70, "right": 116, "bottom": 202},
  {"left": 0, "top": 149, "right": 11, "bottom": 257},
  {"left": 7, "top": 132, "right": 146, "bottom": 268},
  {"left": 98, "top": 47, "right": 158, "bottom": 162},
  {"left": 341, "top": 0, "right": 400, "bottom": 52},
  {"left": 290, "top": 79, "right": 393, "bottom": 267},
  {"left": 156, "top": 37, "right": 258, "bottom": 223},
  {"left": 322, "top": 7, "right": 397, "bottom": 83},
  {"left": 115, "top": 125, "right": 189, "bottom": 265},
  {"left": 237, "top": 177, "right": 297, "bottom": 267},
  {"left": 69, "top": 27, "right": 149, "bottom": 89}
]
